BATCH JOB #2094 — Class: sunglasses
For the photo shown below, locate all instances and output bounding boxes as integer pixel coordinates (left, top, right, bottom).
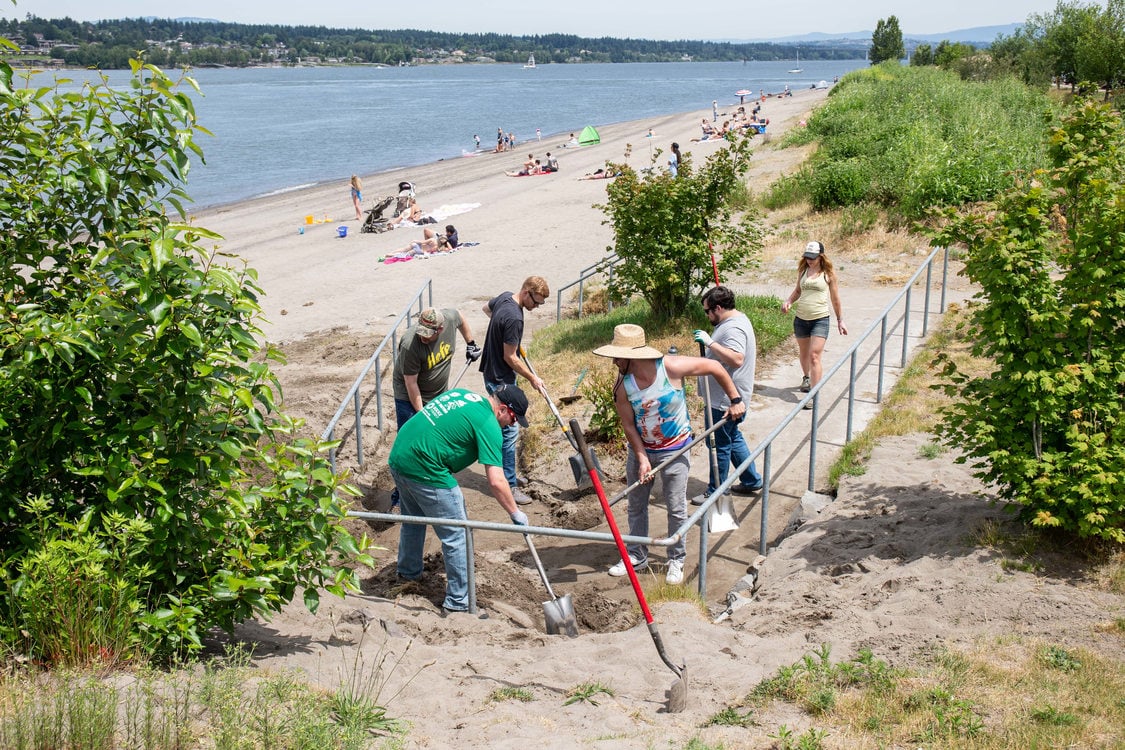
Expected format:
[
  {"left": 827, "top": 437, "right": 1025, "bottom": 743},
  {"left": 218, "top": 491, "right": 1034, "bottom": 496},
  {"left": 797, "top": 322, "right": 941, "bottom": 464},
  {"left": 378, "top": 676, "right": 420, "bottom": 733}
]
[{"left": 528, "top": 291, "right": 545, "bottom": 306}]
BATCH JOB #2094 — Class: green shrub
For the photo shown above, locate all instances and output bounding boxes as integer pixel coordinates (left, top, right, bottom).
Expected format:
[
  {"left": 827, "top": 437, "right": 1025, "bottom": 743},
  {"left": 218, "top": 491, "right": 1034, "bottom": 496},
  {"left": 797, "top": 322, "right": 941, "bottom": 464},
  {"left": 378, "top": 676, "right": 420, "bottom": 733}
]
[
  {"left": 792, "top": 65, "right": 1053, "bottom": 219},
  {"left": 930, "top": 97, "right": 1125, "bottom": 542},
  {"left": 0, "top": 55, "right": 373, "bottom": 658}
]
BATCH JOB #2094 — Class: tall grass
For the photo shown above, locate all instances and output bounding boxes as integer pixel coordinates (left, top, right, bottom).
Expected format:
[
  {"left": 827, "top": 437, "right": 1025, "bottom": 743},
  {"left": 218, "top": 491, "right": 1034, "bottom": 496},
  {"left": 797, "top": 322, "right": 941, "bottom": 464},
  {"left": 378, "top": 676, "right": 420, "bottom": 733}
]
[{"left": 770, "top": 64, "right": 1054, "bottom": 221}]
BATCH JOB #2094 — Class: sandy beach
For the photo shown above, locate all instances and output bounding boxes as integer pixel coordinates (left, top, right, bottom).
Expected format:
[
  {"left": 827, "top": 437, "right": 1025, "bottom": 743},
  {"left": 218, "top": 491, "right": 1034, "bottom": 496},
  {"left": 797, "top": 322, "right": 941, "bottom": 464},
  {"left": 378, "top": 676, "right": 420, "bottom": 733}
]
[{"left": 195, "top": 89, "right": 1125, "bottom": 746}]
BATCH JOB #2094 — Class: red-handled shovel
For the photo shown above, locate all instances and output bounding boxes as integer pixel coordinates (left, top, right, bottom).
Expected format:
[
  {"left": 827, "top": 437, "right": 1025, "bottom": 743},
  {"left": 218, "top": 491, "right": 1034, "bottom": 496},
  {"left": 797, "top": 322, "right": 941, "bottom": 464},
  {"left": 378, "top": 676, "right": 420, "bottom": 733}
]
[{"left": 570, "top": 418, "right": 688, "bottom": 713}]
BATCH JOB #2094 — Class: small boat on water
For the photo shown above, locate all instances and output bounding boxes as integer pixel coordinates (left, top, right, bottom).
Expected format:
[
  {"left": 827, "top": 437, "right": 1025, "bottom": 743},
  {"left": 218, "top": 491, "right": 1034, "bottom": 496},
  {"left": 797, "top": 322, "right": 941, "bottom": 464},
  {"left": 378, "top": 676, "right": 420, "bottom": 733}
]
[
  {"left": 524, "top": 53, "right": 536, "bottom": 69},
  {"left": 787, "top": 49, "right": 802, "bottom": 74}
]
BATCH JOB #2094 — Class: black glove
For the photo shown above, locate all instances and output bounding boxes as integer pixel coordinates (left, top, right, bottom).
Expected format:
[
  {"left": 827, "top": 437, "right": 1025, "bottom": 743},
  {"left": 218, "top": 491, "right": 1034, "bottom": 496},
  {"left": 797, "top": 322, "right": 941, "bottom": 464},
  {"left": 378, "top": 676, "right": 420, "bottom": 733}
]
[{"left": 465, "top": 341, "right": 482, "bottom": 363}]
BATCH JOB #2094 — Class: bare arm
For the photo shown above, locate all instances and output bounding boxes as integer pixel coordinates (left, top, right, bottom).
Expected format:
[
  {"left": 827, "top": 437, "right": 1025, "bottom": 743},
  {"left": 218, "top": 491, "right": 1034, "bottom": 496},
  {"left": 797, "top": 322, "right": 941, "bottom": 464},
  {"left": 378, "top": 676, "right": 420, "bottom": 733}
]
[
  {"left": 828, "top": 274, "right": 848, "bottom": 335},
  {"left": 485, "top": 464, "right": 518, "bottom": 515},
  {"left": 457, "top": 315, "right": 475, "bottom": 344},
  {"left": 664, "top": 355, "right": 747, "bottom": 421},
  {"left": 705, "top": 338, "right": 744, "bottom": 369},
  {"left": 404, "top": 374, "right": 424, "bottom": 412},
  {"left": 613, "top": 378, "right": 653, "bottom": 483},
  {"left": 781, "top": 273, "right": 802, "bottom": 313},
  {"left": 505, "top": 342, "right": 543, "bottom": 392}
]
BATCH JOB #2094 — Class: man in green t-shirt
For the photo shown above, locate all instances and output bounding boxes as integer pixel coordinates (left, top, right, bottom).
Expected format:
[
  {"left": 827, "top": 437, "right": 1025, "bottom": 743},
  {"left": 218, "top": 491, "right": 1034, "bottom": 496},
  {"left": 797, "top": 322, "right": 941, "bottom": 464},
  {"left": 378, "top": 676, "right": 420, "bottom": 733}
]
[
  {"left": 388, "top": 384, "right": 531, "bottom": 613},
  {"left": 390, "top": 307, "right": 482, "bottom": 509}
]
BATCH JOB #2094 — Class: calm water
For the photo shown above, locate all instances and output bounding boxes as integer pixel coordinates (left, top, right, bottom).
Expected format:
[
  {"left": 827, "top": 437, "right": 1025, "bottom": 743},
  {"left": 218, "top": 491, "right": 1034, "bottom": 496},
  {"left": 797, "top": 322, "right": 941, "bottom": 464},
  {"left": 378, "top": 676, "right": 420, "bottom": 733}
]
[{"left": 37, "top": 60, "right": 865, "bottom": 208}]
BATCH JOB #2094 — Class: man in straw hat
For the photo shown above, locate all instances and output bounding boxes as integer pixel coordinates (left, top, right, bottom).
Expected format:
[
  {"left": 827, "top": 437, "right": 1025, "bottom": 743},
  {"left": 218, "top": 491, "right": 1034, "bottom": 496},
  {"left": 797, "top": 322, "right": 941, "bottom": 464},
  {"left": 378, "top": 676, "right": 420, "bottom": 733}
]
[
  {"left": 479, "top": 276, "right": 550, "bottom": 506},
  {"left": 593, "top": 323, "right": 746, "bottom": 585},
  {"left": 389, "top": 384, "right": 532, "bottom": 614}
]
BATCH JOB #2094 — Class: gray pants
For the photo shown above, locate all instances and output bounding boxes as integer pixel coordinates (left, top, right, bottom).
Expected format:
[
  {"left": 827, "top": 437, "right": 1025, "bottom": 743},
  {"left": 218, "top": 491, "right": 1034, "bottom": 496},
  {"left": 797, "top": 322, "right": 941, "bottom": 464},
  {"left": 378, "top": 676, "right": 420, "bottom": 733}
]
[{"left": 624, "top": 447, "right": 689, "bottom": 564}]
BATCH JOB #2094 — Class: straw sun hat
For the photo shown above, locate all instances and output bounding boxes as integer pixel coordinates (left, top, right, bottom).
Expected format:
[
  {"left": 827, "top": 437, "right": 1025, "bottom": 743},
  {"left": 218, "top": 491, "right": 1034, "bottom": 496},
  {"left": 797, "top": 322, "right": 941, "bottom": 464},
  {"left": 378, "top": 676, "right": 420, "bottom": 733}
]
[{"left": 593, "top": 323, "right": 664, "bottom": 359}]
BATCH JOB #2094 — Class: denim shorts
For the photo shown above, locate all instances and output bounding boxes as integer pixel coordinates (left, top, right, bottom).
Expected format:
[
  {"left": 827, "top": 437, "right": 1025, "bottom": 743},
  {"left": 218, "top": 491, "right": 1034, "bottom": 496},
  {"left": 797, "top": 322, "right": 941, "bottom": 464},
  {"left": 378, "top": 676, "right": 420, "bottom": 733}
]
[{"left": 794, "top": 315, "right": 830, "bottom": 339}]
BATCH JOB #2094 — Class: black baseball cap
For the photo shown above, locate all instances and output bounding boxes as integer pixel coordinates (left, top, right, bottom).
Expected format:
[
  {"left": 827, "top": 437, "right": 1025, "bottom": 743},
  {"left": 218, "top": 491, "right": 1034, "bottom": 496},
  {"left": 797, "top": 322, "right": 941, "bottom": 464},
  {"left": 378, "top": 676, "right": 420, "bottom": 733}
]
[{"left": 493, "top": 384, "right": 530, "bottom": 427}]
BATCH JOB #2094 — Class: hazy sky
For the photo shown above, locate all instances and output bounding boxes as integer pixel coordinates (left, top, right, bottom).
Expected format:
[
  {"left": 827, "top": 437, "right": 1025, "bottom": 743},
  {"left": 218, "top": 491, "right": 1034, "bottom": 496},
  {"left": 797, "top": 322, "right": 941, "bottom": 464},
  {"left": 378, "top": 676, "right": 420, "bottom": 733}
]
[{"left": 4, "top": 1, "right": 1061, "bottom": 40}]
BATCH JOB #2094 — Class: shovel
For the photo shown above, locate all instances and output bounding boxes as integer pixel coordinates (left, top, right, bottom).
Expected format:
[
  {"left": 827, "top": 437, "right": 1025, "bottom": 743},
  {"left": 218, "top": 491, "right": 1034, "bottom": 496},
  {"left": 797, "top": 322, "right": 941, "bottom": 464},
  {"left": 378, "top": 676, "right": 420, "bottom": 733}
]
[
  {"left": 557, "top": 367, "right": 588, "bottom": 405},
  {"left": 571, "top": 418, "right": 688, "bottom": 713},
  {"left": 700, "top": 341, "right": 739, "bottom": 534},
  {"left": 523, "top": 533, "right": 579, "bottom": 637},
  {"left": 519, "top": 348, "right": 602, "bottom": 488}
]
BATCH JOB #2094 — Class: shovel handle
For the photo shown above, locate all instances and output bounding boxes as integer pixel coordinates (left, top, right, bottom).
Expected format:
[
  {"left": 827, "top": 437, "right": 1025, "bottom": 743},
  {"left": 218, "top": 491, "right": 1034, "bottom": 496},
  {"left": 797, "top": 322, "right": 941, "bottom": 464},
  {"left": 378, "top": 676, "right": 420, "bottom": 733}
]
[
  {"left": 570, "top": 418, "right": 655, "bottom": 626},
  {"left": 606, "top": 417, "right": 728, "bottom": 507},
  {"left": 519, "top": 347, "right": 580, "bottom": 451}
]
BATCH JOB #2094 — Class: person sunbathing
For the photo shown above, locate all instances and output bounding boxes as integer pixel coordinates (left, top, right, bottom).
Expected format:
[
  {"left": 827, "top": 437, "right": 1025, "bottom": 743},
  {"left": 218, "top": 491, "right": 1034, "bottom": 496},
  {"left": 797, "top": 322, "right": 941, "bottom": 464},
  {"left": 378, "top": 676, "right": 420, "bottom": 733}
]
[
  {"left": 388, "top": 182, "right": 423, "bottom": 227},
  {"left": 393, "top": 233, "right": 452, "bottom": 257},
  {"left": 578, "top": 167, "right": 620, "bottom": 180},
  {"left": 506, "top": 159, "right": 543, "bottom": 177}
]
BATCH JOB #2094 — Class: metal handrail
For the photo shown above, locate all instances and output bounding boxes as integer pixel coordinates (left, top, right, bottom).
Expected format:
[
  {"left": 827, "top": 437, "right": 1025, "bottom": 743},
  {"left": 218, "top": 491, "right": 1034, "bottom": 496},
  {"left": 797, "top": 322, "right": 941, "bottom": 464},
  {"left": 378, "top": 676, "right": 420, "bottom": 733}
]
[
  {"left": 554, "top": 253, "right": 620, "bottom": 322},
  {"left": 321, "top": 279, "right": 433, "bottom": 473},
  {"left": 345, "top": 246, "right": 952, "bottom": 610}
]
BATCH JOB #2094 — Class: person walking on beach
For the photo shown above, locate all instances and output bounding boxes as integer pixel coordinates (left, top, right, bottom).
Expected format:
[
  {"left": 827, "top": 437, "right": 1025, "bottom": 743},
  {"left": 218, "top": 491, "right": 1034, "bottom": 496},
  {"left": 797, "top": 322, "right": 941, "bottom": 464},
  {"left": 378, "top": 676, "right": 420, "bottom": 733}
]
[
  {"left": 390, "top": 307, "right": 481, "bottom": 506},
  {"left": 693, "top": 286, "right": 763, "bottom": 502},
  {"left": 389, "top": 384, "right": 531, "bottom": 614},
  {"left": 350, "top": 175, "right": 363, "bottom": 221},
  {"left": 479, "top": 276, "right": 549, "bottom": 505},
  {"left": 668, "top": 142, "right": 683, "bottom": 178},
  {"left": 781, "top": 241, "right": 848, "bottom": 404},
  {"left": 712, "top": 100, "right": 719, "bottom": 122},
  {"left": 474, "top": 134, "right": 481, "bottom": 150},
  {"left": 592, "top": 324, "right": 746, "bottom": 585}
]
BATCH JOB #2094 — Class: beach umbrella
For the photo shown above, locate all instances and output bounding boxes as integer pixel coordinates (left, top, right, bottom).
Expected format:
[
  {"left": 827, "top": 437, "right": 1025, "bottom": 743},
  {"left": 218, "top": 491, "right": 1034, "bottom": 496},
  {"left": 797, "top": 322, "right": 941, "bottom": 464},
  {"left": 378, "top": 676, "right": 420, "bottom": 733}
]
[{"left": 735, "top": 88, "right": 752, "bottom": 104}]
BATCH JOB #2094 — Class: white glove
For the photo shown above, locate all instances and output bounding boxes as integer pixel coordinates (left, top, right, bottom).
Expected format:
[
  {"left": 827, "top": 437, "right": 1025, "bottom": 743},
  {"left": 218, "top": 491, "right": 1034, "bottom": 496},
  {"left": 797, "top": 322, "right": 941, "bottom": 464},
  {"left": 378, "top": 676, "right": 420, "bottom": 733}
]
[
  {"left": 510, "top": 510, "right": 529, "bottom": 526},
  {"left": 693, "top": 329, "right": 713, "bottom": 347}
]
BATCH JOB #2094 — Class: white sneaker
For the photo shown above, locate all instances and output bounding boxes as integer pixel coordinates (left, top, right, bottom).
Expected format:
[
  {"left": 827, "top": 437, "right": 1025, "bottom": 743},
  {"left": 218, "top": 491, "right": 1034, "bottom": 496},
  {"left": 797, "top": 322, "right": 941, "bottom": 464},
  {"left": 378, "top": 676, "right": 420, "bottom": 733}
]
[
  {"left": 666, "top": 559, "right": 685, "bottom": 585},
  {"left": 608, "top": 555, "right": 647, "bottom": 577}
]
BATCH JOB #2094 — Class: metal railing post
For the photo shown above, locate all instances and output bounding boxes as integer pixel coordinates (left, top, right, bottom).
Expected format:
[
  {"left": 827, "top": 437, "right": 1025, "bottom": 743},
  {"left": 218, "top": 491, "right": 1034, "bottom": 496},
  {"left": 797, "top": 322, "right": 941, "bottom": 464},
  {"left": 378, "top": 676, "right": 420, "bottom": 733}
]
[
  {"left": 759, "top": 444, "right": 772, "bottom": 555},
  {"left": 846, "top": 351, "right": 857, "bottom": 443},
  {"left": 353, "top": 389, "right": 364, "bottom": 466},
  {"left": 807, "top": 395, "right": 819, "bottom": 492},
  {"left": 923, "top": 260, "right": 933, "bottom": 337},
  {"left": 877, "top": 317, "right": 888, "bottom": 402},
  {"left": 697, "top": 510, "right": 710, "bottom": 595},
  {"left": 901, "top": 287, "right": 912, "bottom": 367}
]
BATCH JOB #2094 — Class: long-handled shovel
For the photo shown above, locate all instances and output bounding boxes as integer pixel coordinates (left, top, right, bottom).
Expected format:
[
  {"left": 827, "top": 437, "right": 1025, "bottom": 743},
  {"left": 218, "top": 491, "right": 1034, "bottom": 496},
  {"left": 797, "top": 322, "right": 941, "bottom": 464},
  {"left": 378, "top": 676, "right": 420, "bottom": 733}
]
[
  {"left": 606, "top": 416, "right": 728, "bottom": 507},
  {"left": 523, "top": 534, "right": 580, "bottom": 637},
  {"left": 519, "top": 348, "right": 602, "bottom": 488},
  {"left": 700, "top": 342, "right": 739, "bottom": 533},
  {"left": 571, "top": 418, "right": 688, "bottom": 713}
]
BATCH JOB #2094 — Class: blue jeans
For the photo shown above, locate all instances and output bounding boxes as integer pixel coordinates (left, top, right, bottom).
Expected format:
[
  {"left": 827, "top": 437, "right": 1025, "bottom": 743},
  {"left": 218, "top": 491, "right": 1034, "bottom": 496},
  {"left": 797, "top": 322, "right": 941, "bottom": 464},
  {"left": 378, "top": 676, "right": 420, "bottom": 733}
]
[
  {"left": 624, "top": 448, "right": 689, "bottom": 564},
  {"left": 391, "top": 469, "right": 469, "bottom": 611},
  {"left": 707, "top": 407, "right": 762, "bottom": 494},
  {"left": 484, "top": 380, "right": 519, "bottom": 487}
]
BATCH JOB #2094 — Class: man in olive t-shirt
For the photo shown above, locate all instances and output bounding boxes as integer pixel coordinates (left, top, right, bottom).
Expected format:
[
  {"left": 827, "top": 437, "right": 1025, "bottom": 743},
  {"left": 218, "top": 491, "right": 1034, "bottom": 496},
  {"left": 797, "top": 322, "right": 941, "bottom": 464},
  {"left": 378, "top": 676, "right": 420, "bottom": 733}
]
[
  {"left": 392, "top": 307, "right": 481, "bottom": 427},
  {"left": 388, "top": 385, "right": 531, "bottom": 613}
]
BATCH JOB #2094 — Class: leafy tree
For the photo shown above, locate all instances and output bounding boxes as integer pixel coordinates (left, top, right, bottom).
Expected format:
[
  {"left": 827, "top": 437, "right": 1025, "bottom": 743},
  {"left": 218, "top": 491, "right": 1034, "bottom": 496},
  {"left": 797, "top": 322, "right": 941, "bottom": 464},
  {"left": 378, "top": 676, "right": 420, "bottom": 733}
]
[
  {"left": 597, "top": 134, "right": 763, "bottom": 321},
  {"left": 934, "top": 40, "right": 976, "bottom": 68},
  {"left": 0, "top": 52, "right": 372, "bottom": 658},
  {"left": 929, "top": 96, "right": 1125, "bottom": 543},
  {"left": 911, "top": 43, "right": 934, "bottom": 67},
  {"left": 1074, "top": 0, "right": 1125, "bottom": 99},
  {"left": 870, "top": 16, "right": 905, "bottom": 65}
]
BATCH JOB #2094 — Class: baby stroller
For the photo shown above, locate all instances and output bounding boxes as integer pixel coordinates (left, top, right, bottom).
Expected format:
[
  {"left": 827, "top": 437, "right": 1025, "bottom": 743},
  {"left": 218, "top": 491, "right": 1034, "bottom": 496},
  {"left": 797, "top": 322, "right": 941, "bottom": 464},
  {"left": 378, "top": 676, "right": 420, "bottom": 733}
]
[{"left": 360, "top": 195, "right": 396, "bottom": 234}]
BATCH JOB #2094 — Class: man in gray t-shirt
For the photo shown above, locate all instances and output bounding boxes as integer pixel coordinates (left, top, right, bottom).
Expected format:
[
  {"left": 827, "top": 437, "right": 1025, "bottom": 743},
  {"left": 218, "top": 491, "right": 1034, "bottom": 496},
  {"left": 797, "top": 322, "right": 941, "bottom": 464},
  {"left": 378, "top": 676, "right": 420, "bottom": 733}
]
[
  {"left": 392, "top": 307, "right": 480, "bottom": 426},
  {"left": 694, "top": 286, "right": 764, "bottom": 497}
]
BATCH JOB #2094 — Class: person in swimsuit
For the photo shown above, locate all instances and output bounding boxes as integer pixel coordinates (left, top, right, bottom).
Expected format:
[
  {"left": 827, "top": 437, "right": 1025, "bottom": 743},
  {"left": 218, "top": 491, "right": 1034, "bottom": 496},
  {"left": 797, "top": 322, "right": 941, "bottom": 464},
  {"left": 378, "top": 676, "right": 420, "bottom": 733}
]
[{"left": 350, "top": 175, "right": 363, "bottom": 221}]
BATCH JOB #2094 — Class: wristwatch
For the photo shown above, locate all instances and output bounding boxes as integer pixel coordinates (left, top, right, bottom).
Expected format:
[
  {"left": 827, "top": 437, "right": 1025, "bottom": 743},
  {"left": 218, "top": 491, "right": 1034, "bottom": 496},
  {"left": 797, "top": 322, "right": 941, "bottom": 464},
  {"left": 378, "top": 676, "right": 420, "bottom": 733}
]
[{"left": 729, "top": 397, "right": 743, "bottom": 405}]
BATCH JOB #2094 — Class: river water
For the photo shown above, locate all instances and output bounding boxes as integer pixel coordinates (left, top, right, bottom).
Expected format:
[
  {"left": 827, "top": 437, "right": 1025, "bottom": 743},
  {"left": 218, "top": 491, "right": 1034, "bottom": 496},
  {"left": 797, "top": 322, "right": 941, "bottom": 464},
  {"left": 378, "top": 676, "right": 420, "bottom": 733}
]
[{"left": 31, "top": 59, "right": 865, "bottom": 208}]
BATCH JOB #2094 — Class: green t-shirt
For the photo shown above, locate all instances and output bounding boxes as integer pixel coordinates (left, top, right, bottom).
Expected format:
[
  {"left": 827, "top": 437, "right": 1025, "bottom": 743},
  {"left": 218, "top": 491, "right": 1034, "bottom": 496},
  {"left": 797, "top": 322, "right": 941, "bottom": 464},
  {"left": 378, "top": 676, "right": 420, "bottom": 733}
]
[
  {"left": 388, "top": 388, "right": 503, "bottom": 488},
  {"left": 392, "top": 308, "right": 462, "bottom": 403}
]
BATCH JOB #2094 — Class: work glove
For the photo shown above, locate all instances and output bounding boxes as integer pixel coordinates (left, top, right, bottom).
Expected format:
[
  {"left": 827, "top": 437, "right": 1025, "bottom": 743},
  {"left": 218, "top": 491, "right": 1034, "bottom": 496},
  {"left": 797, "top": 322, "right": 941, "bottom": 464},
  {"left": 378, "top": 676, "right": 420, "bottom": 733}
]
[
  {"left": 693, "top": 329, "right": 713, "bottom": 348},
  {"left": 510, "top": 510, "right": 529, "bottom": 526},
  {"left": 465, "top": 341, "right": 482, "bottom": 363}
]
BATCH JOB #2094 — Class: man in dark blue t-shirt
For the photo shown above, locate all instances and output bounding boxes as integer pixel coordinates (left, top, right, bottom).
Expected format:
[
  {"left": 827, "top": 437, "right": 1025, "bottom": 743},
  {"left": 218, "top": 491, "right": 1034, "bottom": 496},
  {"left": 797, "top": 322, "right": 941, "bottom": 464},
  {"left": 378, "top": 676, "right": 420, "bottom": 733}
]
[{"left": 479, "top": 275, "right": 549, "bottom": 504}]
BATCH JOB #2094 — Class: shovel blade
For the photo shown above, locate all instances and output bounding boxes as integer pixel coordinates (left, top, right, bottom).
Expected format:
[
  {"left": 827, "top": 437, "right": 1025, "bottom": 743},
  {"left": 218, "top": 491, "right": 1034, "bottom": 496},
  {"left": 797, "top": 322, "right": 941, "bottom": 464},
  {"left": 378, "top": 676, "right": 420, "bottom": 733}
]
[
  {"left": 543, "top": 593, "right": 580, "bottom": 637},
  {"left": 707, "top": 495, "right": 740, "bottom": 533},
  {"left": 665, "top": 665, "right": 689, "bottom": 713},
  {"left": 568, "top": 450, "right": 605, "bottom": 489}
]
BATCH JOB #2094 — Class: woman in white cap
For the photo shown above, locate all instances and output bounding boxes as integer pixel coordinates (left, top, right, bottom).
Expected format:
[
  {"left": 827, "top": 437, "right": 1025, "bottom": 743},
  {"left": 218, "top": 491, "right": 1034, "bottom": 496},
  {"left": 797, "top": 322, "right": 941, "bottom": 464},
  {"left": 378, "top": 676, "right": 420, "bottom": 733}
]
[{"left": 781, "top": 241, "right": 848, "bottom": 403}]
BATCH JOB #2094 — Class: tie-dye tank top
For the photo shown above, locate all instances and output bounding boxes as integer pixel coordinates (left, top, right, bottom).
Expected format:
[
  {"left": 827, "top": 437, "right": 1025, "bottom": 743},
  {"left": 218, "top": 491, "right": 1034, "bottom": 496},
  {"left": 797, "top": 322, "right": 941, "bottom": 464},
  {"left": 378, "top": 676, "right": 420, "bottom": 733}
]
[{"left": 623, "top": 359, "right": 692, "bottom": 451}]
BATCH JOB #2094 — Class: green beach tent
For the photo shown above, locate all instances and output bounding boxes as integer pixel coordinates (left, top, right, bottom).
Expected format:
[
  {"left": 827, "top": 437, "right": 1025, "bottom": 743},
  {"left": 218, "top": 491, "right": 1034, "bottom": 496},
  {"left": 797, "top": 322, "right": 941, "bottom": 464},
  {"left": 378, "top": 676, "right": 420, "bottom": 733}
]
[{"left": 578, "top": 125, "right": 601, "bottom": 146}]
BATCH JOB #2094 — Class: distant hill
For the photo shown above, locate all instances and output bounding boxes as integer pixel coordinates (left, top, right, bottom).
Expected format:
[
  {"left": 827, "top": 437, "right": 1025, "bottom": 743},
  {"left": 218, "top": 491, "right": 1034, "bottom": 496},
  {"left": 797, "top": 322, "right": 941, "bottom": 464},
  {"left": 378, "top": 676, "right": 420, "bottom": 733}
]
[{"left": 728, "top": 23, "right": 1024, "bottom": 47}]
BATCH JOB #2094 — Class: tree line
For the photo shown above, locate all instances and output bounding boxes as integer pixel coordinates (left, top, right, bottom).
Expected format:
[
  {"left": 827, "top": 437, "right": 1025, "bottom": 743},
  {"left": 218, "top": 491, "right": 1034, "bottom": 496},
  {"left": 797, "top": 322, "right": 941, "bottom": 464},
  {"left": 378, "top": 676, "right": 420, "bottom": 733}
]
[{"left": 0, "top": 15, "right": 866, "bottom": 68}]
